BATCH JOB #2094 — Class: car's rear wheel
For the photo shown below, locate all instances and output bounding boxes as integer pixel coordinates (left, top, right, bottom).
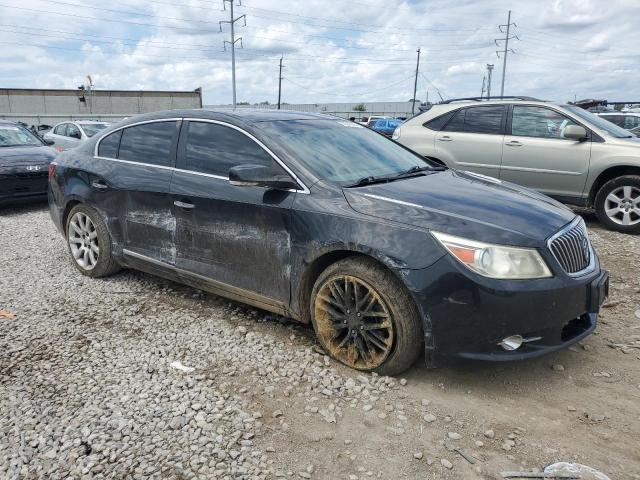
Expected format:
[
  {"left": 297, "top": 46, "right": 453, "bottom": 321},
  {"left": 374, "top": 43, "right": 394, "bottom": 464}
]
[
  {"left": 594, "top": 175, "right": 640, "bottom": 234},
  {"left": 310, "top": 257, "right": 423, "bottom": 376},
  {"left": 66, "top": 204, "right": 120, "bottom": 277}
]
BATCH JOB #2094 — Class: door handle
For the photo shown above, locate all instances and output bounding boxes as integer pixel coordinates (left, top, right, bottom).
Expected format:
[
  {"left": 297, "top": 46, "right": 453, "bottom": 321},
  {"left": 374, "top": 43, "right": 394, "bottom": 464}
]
[
  {"left": 505, "top": 140, "right": 522, "bottom": 147},
  {"left": 174, "top": 200, "right": 195, "bottom": 210},
  {"left": 91, "top": 180, "right": 108, "bottom": 190},
  {"left": 438, "top": 136, "right": 453, "bottom": 142}
]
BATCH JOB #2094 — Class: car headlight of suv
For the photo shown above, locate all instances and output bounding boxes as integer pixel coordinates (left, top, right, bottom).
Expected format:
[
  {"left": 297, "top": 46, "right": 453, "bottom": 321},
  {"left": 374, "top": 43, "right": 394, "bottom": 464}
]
[{"left": 431, "top": 231, "right": 552, "bottom": 279}]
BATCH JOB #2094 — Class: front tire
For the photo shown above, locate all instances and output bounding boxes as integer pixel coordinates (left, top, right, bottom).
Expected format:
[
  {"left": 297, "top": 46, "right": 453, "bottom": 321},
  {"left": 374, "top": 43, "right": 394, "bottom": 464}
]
[
  {"left": 594, "top": 175, "right": 640, "bottom": 234},
  {"left": 310, "top": 257, "right": 424, "bottom": 376},
  {"left": 66, "top": 204, "right": 120, "bottom": 277}
]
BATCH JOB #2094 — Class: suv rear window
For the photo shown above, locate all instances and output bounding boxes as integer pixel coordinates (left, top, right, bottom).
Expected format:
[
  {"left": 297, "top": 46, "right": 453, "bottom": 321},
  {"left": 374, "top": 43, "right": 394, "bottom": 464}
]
[
  {"left": 423, "top": 111, "right": 454, "bottom": 131},
  {"left": 463, "top": 106, "right": 505, "bottom": 134}
]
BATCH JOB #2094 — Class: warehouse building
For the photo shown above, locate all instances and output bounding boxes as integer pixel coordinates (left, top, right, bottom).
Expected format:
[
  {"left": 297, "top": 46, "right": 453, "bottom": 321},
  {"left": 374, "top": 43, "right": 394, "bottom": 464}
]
[{"left": 0, "top": 87, "right": 202, "bottom": 126}]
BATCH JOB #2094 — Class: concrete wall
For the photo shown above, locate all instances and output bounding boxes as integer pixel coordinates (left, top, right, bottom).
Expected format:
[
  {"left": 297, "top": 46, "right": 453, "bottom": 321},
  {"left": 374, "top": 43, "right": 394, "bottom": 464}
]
[
  {"left": 204, "top": 101, "right": 419, "bottom": 120},
  {"left": 0, "top": 88, "right": 202, "bottom": 126}
]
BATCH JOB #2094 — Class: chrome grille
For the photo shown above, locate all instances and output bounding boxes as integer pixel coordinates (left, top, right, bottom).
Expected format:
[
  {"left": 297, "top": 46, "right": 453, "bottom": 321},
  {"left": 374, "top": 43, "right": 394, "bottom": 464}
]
[{"left": 548, "top": 219, "right": 591, "bottom": 274}]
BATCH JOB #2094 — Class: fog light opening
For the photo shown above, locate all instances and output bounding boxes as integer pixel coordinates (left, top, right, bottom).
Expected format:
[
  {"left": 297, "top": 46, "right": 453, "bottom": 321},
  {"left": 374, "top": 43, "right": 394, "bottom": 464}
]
[{"left": 498, "top": 335, "right": 542, "bottom": 351}]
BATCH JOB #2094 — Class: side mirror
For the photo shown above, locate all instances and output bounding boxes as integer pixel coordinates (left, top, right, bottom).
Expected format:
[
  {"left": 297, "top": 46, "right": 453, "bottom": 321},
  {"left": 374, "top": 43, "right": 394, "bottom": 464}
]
[
  {"left": 563, "top": 124, "right": 588, "bottom": 141},
  {"left": 229, "top": 164, "right": 299, "bottom": 190},
  {"left": 43, "top": 139, "right": 55, "bottom": 146}
]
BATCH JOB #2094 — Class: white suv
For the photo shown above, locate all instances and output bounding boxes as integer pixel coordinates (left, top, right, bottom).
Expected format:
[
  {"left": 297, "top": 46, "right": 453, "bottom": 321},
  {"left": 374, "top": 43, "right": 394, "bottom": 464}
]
[{"left": 393, "top": 97, "right": 640, "bottom": 234}]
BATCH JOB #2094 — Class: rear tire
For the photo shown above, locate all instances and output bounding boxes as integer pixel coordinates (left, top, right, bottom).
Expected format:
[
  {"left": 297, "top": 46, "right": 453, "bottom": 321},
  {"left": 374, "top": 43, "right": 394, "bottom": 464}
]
[
  {"left": 310, "top": 257, "right": 424, "bottom": 376},
  {"left": 594, "top": 175, "right": 640, "bottom": 234},
  {"left": 66, "top": 204, "right": 120, "bottom": 277}
]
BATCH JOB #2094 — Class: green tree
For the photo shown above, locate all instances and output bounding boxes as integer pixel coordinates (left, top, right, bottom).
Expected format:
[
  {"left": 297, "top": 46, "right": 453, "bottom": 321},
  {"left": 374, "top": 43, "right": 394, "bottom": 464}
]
[{"left": 353, "top": 103, "right": 367, "bottom": 112}]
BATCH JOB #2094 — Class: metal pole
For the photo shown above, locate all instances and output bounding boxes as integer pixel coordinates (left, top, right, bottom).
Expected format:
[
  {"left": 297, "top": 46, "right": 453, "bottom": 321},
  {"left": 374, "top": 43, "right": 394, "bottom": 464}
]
[
  {"left": 230, "top": 0, "right": 236, "bottom": 109},
  {"left": 277, "top": 56, "right": 283, "bottom": 110},
  {"left": 500, "top": 10, "right": 511, "bottom": 97},
  {"left": 481, "top": 76, "right": 486, "bottom": 98},
  {"left": 412, "top": 48, "right": 420, "bottom": 115},
  {"left": 487, "top": 64, "right": 494, "bottom": 99}
]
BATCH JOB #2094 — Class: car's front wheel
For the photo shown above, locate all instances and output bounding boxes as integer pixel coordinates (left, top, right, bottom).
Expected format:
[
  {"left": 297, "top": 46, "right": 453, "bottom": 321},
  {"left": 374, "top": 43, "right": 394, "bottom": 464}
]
[
  {"left": 66, "top": 204, "right": 120, "bottom": 277},
  {"left": 310, "top": 257, "right": 424, "bottom": 376},
  {"left": 594, "top": 175, "right": 640, "bottom": 234}
]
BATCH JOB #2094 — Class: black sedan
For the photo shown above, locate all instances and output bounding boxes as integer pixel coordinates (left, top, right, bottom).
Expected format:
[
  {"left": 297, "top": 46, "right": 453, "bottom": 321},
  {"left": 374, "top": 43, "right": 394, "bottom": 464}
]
[
  {"left": 48, "top": 109, "right": 608, "bottom": 374},
  {"left": 1, "top": 120, "right": 57, "bottom": 205}
]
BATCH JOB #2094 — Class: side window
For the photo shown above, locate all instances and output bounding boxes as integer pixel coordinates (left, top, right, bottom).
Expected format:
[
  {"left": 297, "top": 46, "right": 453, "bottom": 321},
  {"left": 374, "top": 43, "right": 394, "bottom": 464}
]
[
  {"left": 118, "top": 121, "right": 178, "bottom": 167},
  {"left": 183, "top": 121, "right": 276, "bottom": 177},
  {"left": 463, "top": 106, "right": 505, "bottom": 134},
  {"left": 625, "top": 116, "right": 640, "bottom": 129},
  {"left": 442, "top": 109, "right": 465, "bottom": 132},
  {"left": 97, "top": 130, "right": 122, "bottom": 158},
  {"left": 54, "top": 124, "right": 67, "bottom": 135},
  {"left": 423, "top": 111, "right": 454, "bottom": 131},
  {"left": 511, "top": 106, "right": 580, "bottom": 139},
  {"left": 67, "top": 124, "right": 81, "bottom": 138}
]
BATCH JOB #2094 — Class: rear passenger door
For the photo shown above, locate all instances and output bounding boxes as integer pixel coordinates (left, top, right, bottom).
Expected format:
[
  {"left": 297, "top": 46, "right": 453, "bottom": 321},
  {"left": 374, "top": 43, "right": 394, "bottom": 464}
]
[
  {"left": 170, "top": 119, "right": 296, "bottom": 306},
  {"left": 434, "top": 105, "right": 506, "bottom": 177},
  {"left": 94, "top": 119, "right": 180, "bottom": 265}
]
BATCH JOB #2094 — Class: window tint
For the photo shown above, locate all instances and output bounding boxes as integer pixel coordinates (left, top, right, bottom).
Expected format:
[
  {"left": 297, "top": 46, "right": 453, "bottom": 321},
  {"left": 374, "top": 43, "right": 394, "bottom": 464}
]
[
  {"left": 624, "top": 116, "right": 640, "bottom": 129},
  {"left": 98, "top": 130, "right": 122, "bottom": 158},
  {"left": 512, "top": 106, "right": 579, "bottom": 139},
  {"left": 442, "top": 109, "right": 465, "bottom": 132},
  {"left": 67, "top": 124, "right": 81, "bottom": 138},
  {"left": 463, "top": 106, "right": 505, "bottom": 134},
  {"left": 54, "top": 124, "right": 66, "bottom": 135},
  {"left": 183, "top": 121, "right": 274, "bottom": 177},
  {"left": 423, "top": 111, "right": 454, "bottom": 130},
  {"left": 118, "top": 121, "right": 177, "bottom": 167}
]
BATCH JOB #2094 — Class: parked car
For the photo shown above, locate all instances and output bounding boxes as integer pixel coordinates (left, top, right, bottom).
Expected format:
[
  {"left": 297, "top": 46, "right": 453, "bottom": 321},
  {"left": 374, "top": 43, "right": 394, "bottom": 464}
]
[
  {"left": 0, "top": 120, "right": 57, "bottom": 205},
  {"left": 394, "top": 97, "right": 640, "bottom": 234},
  {"left": 597, "top": 112, "right": 640, "bottom": 131},
  {"left": 371, "top": 118, "right": 402, "bottom": 137},
  {"left": 360, "top": 115, "right": 390, "bottom": 127},
  {"left": 44, "top": 121, "right": 110, "bottom": 151},
  {"left": 49, "top": 109, "right": 608, "bottom": 374}
]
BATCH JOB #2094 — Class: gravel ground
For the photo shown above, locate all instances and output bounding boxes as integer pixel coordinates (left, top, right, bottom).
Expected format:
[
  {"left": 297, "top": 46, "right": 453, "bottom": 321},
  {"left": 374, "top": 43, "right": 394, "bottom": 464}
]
[{"left": 1, "top": 203, "right": 639, "bottom": 480}]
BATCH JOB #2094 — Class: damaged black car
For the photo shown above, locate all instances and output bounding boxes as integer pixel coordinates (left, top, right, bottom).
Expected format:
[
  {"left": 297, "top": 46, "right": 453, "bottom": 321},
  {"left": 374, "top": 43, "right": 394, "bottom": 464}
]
[{"left": 48, "top": 110, "right": 609, "bottom": 375}]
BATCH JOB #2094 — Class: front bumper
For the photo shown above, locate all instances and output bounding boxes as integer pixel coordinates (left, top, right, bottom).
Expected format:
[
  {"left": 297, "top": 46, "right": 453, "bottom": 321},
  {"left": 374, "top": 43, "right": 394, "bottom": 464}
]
[
  {"left": 404, "top": 254, "right": 608, "bottom": 362},
  {"left": 0, "top": 171, "right": 48, "bottom": 204}
]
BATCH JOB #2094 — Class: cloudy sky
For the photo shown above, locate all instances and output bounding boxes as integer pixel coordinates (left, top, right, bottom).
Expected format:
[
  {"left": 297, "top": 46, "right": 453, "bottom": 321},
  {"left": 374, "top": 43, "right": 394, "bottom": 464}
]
[{"left": 0, "top": 0, "right": 639, "bottom": 105}]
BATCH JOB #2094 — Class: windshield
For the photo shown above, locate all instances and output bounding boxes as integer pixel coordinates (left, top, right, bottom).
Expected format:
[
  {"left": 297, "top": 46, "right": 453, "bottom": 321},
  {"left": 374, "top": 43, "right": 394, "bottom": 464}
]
[
  {"left": 564, "top": 105, "right": 633, "bottom": 138},
  {"left": 258, "top": 119, "right": 432, "bottom": 185},
  {"left": 0, "top": 125, "right": 43, "bottom": 147},
  {"left": 80, "top": 123, "right": 109, "bottom": 138}
]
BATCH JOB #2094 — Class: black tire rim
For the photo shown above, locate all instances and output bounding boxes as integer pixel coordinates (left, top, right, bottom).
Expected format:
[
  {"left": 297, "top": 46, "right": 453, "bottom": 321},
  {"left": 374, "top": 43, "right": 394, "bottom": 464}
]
[{"left": 314, "top": 275, "right": 394, "bottom": 370}]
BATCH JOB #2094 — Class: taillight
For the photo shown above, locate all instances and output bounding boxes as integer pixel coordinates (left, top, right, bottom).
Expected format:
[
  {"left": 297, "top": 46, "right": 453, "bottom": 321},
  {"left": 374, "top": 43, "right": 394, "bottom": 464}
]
[{"left": 48, "top": 162, "right": 57, "bottom": 182}]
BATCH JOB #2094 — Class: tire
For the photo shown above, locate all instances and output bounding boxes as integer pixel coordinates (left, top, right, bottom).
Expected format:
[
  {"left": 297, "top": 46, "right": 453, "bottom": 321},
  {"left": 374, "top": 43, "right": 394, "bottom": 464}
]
[
  {"left": 65, "top": 204, "right": 120, "bottom": 277},
  {"left": 594, "top": 175, "right": 640, "bottom": 235},
  {"left": 310, "top": 257, "right": 424, "bottom": 376}
]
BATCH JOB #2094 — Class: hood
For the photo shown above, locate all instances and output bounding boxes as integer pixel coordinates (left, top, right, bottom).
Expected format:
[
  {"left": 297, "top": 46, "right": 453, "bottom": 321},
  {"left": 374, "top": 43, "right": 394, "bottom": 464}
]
[
  {"left": 343, "top": 170, "right": 575, "bottom": 247},
  {"left": 0, "top": 145, "right": 57, "bottom": 167}
]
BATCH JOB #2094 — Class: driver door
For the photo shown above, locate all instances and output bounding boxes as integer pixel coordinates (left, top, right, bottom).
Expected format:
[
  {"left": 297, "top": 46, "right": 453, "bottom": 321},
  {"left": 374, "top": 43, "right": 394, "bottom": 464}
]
[{"left": 170, "top": 120, "right": 296, "bottom": 306}]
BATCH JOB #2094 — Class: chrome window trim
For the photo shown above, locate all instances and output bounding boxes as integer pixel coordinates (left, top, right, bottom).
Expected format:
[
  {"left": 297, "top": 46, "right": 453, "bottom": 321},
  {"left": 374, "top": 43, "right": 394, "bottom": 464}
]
[
  {"left": 93, "top": 117, "right": 310, "bottom": 194},
  {"left": 546, "top": 216, "right": 596, "bottom": 278}
]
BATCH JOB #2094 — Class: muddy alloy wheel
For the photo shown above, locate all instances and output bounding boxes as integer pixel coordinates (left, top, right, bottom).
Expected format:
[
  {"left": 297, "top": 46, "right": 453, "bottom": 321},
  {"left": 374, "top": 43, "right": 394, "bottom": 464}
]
[
  {"left": 314, "top": 275, "right": 395, "bottom": 370},
  {"left": 68, "top": 211, "right": 100, "bottom": 270}
]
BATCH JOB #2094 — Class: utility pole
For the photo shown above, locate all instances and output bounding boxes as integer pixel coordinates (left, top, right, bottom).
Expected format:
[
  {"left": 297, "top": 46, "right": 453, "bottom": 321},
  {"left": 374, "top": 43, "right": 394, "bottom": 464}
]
[
  {"left": 495, "top": 10, "right": 518, "bottom": 97},
  {"left": 412, "top": 48, "right": 421, "bottom": 115},
  {"left": 481, "top": 75, "right": 486, "bottom": 98},
  {"left": 486, "top": 64, "right": 494, "bottom": 99},
  {"left": 220, "top": 0, "right": 246, "bottom": 109},
  {"left": 277, "top": 55, "right": 284, "bottom": 110}
]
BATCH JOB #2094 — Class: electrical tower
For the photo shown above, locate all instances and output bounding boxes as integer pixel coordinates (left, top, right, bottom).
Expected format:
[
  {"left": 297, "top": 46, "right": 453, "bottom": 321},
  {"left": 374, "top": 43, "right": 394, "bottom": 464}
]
[
  {"left": 486, "top": 64, "right": 494, "bottom": 99},
  {"left": 412, "top": 48, "right": 421, "bottom": 115},
  {"left": 495, "top": 10, "right": 518, "bottom": 97},
  {"left": 480, "top": 75, "right": 486, "bottom": 98},
  {"left": 219, "top": 0, "right": 246, "bottom": 109},
  {"left": 277, "top": 56, "right": 284, "bottom": 110}
]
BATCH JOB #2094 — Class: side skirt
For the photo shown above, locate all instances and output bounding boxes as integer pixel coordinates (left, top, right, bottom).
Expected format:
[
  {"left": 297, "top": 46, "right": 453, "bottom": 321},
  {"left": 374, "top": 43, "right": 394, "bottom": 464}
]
[{"left": 122, "top": 249, "right": 296, "bottom": 320}]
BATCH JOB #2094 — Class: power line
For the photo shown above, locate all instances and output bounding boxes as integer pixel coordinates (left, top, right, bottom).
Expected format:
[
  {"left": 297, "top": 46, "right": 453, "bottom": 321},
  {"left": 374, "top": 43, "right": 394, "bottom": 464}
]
[{"left": 219, "top": 0, "right": 245, "bottom": 108}]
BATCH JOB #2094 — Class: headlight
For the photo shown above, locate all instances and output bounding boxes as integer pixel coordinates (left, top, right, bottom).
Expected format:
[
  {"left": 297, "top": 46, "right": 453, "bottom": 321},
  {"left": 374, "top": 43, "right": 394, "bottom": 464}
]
[
  {"left": 431, "top": 231, "right": 552, "bottom": 279},
  {"left": 391, "top": 127, "right": 401, "bottom": 140}
]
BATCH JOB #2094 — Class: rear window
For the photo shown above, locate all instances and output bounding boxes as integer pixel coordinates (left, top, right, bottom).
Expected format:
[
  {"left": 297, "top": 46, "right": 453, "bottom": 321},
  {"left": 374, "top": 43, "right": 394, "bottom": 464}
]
[
  {"left": 442, "top": 109, "right": 466, "bottom": 132},
  {"left": 97, "top": 130, "right": 122, "bottom": 158},
  {"left": 463, "top": 105, "right": 505, "bottom": 134},
  {"left": 118, "top": 121, "right": 178, "bottom": 167},
  {"left": 423, "top": 111, "right": 455, "bottom": 131}
]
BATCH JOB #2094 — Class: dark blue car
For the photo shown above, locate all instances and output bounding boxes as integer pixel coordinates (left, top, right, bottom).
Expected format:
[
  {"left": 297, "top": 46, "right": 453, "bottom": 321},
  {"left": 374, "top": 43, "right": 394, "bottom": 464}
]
[
  {"left": 48, "top": 109, "right": 608, "bottom": 374},
  {"left": 371, "top": 119, "right": 402, "bottom": 137}
]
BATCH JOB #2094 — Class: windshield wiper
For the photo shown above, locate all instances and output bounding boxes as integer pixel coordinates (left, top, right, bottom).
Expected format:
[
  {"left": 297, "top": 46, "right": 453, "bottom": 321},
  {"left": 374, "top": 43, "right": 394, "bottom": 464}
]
[
  {"left": 345, "top": 175, "right": 394, "bottom": 188},
  {"left": 345, "top": 165, "right": 447, "bottom": 188}
]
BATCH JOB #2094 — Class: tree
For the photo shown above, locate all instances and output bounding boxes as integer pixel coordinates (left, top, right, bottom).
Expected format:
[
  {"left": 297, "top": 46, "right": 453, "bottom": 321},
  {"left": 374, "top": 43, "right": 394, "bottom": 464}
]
[
  {"left": 408, "top": 98, "right": 421, "bottom": 103},
  {"left": 614, "top": 103, "right": 625, "bottom": 111},
  {"left": 257, "top": 100, "right": 270, "bottom": 105},
  {"left": 353, "top": 103, "right": 367, "bottom": 112}
]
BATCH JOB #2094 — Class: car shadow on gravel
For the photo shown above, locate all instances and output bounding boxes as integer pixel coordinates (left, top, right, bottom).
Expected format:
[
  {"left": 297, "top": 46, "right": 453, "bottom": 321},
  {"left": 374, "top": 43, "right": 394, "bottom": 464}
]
[{"left": 0, "top": 199, "right": 48, "bottom": 216}]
